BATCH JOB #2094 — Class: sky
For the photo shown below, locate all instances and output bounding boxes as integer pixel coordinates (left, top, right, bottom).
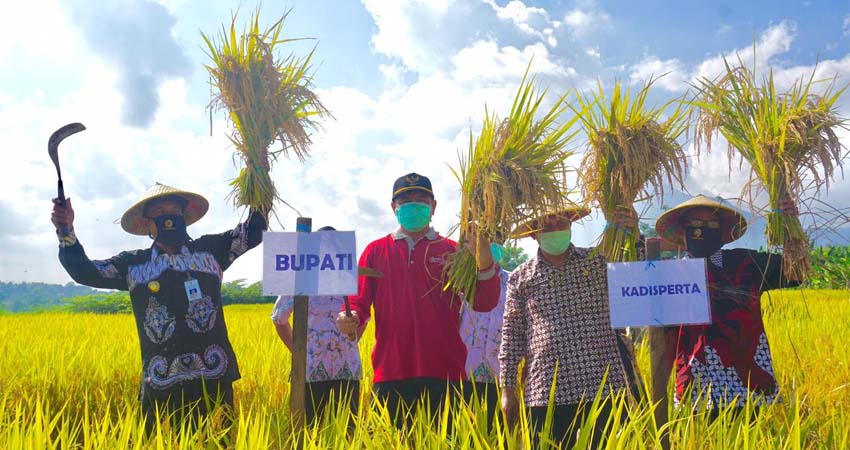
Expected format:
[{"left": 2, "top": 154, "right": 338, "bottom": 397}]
[{"left": 1, "top": 0, "right": 849, "bottom": 285}]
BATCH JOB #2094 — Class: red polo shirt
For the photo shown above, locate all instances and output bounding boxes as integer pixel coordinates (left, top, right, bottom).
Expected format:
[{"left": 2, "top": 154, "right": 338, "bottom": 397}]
[{"left": 348, "top": 228, "right": 499, "bottom": 383}]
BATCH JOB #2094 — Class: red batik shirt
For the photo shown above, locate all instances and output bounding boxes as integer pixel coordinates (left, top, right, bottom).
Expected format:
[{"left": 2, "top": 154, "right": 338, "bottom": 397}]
[
  {"left": 347, "top": 228, "right": 499, "bottom": 383},
  {"left": 668, "top": 249, "right": 798, "bottom": 409}
]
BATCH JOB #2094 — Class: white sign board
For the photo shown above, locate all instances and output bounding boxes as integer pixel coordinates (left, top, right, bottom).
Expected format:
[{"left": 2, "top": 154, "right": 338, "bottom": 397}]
[
  {"left": 262, "top": 231, "right": 358, "bottom": 296},
  {"left": 607, "top": 258, "right": 710, "bottom": 328}
]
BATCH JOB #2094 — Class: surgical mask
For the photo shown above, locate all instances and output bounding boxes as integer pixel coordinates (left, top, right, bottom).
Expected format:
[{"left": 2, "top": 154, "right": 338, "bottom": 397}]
[
  {"left": 153, "top": 214, "right": 190, "bottom": 247},
  {"left": 685, "top": 226, "right": 722, "bottom": 257},
  {"left": 395, "top": 202, "right": 432, "bottom": 232},
  {"left": 539, "top": 230, "right": 572, "bottom": 256},
  {"left": 490, "top": 243, "right": 505, "bottom": 264}
]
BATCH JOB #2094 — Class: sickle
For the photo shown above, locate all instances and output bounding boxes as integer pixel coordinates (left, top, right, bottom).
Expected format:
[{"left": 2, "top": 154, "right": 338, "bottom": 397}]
[{"left": 48, "top": 122, "right": 86, "bottom": 202}]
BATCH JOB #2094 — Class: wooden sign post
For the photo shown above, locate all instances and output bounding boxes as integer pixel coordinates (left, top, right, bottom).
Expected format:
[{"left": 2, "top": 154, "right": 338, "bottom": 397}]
[
  {"left": 290, "top": 217, "right": 311, "bottom": 442},
  {"left": 646, "top": 237, "right": 672, "bottom": 450}
]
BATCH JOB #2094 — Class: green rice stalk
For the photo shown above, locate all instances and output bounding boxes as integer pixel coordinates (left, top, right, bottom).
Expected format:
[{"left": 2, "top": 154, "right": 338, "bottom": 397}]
[
  {"left": 445, "top": 67, "right": 582, "bottom": 305},
  {"left": 202, "top": 8, "right": 330, "bottom": 219},
  {"left": 694, "top": 56, "right": 848, "bottom": 280},
  {"left": 573, "top": 78, "right": 690, "bottom": 262}
]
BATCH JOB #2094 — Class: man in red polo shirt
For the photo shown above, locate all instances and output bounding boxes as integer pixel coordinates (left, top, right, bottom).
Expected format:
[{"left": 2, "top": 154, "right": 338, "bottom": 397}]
[{"left": 337, "top": 172, "right": 500, "bottom": 427}]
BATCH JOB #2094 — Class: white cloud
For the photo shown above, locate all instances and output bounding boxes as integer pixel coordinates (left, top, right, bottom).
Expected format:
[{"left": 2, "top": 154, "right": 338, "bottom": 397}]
[
  {"left": 562, "top": 8, "right": 610, "bottom": 36},
  {"left": 362, "top": 0, "right": 569, "bottom": 75},
  {"left": 68, "top": 0, "right": 191, "bottom": 127},
  {"left": 629, "top": 56, "right": 689, "bottom": 92},
  {"left": 843, "top": 14, "right": 850, "bottom": 36},
  {"left": 0, "top": 0, "right": 83, "bottom": 66},
  {"left": 452, "top": 41, "right": 575, "bottom": 84},
  {"left": 694, "top": 20, "right": 796, "bottom": 82},
  {"left": 362, "top": 0, "right": 454, "bottom": 74},
  {"left": 629, "top": 21, "right": 799, "bottom": 92},
  {"left": 485, "top": 0, "right": 557, "bottom": 45}
]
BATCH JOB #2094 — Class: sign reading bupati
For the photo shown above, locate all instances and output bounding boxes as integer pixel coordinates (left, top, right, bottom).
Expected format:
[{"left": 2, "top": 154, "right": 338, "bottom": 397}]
[
  {"left": 607, "top": 258, "right": 710, "bottom": 328},
  {"left": 262, "top": 231, "right": 358, "bottom": 296}
]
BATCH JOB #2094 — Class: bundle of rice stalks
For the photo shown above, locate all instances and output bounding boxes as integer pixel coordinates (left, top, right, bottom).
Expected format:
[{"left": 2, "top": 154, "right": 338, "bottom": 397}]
[
  {"left": 202, "top": 9, "right": 330, "bottom": 219},
  {"left": 573, "top": 78, "right": 690, "bottom": 262},
  {"left": 444, "top": 70, "right": 581, "bottom": 304},
  {"left": 694, "top": 57, "right": 848, "bottom": 280}
]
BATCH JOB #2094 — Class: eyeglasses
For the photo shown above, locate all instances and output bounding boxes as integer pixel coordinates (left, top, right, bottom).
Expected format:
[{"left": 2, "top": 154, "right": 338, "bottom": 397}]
[{"left": 684, "top": 219, "right": 720, "bottom": 229}]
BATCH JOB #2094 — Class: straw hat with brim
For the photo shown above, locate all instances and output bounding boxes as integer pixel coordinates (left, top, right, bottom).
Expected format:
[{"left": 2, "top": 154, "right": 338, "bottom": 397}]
[
  {"left": 655, "top": 195, "right": 747, "bottom": 246},
  {"left": 121, "top": 183, "right": 209, "bottom": 235},
  {"left": 512, "top": 206, "right": 592, "bottom": 238}
]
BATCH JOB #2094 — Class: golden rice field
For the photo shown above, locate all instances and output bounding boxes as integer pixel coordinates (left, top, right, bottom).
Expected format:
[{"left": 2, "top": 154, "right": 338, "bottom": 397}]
[{"left": 0, "top": 289, "right": 848, "bottom": 449}]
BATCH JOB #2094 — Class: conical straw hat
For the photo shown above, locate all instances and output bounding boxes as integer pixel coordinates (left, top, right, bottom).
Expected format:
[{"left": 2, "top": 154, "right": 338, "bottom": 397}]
[
  {"left": 655, "top": 194, "right": 747, "bottom": 246},
  {"left": 511, "top": 204, "right": 592, "bottom": 239},
  {"left": 121, "top": 183, "right": 209, "bottom": 235}
]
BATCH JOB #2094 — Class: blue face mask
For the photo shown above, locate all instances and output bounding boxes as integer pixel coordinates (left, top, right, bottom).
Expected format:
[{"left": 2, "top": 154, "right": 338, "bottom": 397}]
[
  {"left": 539, "top": 230, "right": 571, "bottom": 255},
  {"left": 490, "top": 243, "right": 505, "bottom": 264},
  {"left": 395, "top": 202, "right": 432, "bottom": 232}
]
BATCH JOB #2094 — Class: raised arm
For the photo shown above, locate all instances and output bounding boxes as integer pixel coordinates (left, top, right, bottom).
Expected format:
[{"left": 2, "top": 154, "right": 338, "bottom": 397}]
[
  {"left": 202, "top": 209, "right": 268, "bottom": 271},
  {"left": 463, "top": 232, "right": 500, "bottom": 312},
  {"left": 52, "top": 198, "right": 131, "bottom": 290}
]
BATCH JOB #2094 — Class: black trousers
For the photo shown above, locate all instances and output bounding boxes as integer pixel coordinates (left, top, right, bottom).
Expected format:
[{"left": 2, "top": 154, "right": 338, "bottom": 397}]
[
  {"left": 461, "top": 381, "right": 500, "bottom": 431},
  {"left": 305, "top": 379, "right": 360, "bottom": 424},
  {"left": 529, "top": 401, "right": 621, "bottom": 449},
  {"left": 372, "top": 377, "right": 459, "bottom": 429},
  {"left": 140, "top": 379, "right": 234, "bottom": 434}
]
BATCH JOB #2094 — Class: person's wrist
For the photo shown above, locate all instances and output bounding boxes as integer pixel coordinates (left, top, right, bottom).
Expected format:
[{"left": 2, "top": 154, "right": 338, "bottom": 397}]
[
  {"left": 57, "top": 228, "right": 78, "bottom": 247},
  {"left": 477, "top": 262, "right": 494, "bottom": 271},
  {"left": 55, "top": 225, "right": 74, "bottom": 234}
]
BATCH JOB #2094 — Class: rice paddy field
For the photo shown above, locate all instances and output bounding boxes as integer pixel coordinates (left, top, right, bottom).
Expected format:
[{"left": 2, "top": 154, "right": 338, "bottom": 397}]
[{"left": 0, "top": 289, "right": 848, "bottom": 449}]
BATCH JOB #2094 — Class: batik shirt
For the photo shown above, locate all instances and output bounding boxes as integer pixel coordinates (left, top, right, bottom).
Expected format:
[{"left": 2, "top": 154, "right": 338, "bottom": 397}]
[
  {"left": 57, "top": 212, "right": 265, "bottom": 392},
  {"left": 271, "top": 295, "right": 364, "bottom": 382},
  {"left": 670, "top": 249, "right": 797, "bottom": 408},
  {"left": 499, "top": 246, "right": 627, "bottom": 407},
  {"left": 460, "top": 269, "right": 509, "bottom": 383}
]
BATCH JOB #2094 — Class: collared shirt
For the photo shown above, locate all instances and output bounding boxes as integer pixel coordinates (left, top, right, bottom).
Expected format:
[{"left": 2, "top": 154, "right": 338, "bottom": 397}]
[
  {"left": 271, "top": 295, "right": 364, "bottom": 382},
  {"left": 58, "top": 212, "right": 265, "bottom": 392},
  {"left": 460, "top": 269, "right": 510, "bottom": 383},
  {"left": 671, "top": 248, "right": 797, "bottom": 408},
  {"left": 499, "top": 246, "right": 627, "bottom": 407},
  {"left": 347, "top": 227, "right": 500, "bottom": 383}
]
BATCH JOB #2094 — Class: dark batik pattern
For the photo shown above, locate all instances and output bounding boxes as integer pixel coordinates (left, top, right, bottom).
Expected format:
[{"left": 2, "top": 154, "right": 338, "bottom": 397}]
[
  {"left": 93, "top": 260, "right": 121, "bottom": 279},
  {"left": 500, "top": 246, "right": 627, "bottom": 406},
  {"left": 146, "top": 344, "right": 228, "bottom": 389},
  {"left": 228, "top": 221, "right": 250, "bottom": 264},
  {"left": 58, "top": 211, "right": 267, "bottom": 394},
  {"left": 672, "top": 249, "right": 791, "bottom": 409},
  {"left": 186, "top": 295, "right": 218, "bottom": 333},
  {"left": 126, "top": 249, "right": 221, "bottom": 292},
  {"left": 144, "top": 297, "right": 175, "bottom": 344}
]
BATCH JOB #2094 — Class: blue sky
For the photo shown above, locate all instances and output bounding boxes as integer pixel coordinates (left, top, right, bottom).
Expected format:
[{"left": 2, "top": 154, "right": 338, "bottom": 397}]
[{"left": 1, "top": 0, "right": 849, "bottom": 284}]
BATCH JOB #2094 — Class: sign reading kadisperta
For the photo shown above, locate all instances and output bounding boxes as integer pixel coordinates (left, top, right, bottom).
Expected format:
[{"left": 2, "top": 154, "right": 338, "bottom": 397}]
[
  {"left": 607, "top": 258, "right": 710, "bottom": 327},
  {"left": 262, "top": 231, "right": 358, "bottom": 296}
]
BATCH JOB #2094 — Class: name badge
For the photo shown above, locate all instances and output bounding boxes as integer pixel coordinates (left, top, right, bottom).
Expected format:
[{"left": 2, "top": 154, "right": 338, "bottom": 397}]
[{"left": 184, "top": 279, "right": 202, "bottom": 302}]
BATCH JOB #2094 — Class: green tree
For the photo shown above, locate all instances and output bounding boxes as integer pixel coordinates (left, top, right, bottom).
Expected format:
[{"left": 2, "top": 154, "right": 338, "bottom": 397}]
[
  {"left": 806, "top": 246, "right": 850, "bottom": 289},
  {"left": 221, "top": 279, "right": 275, "bottom": 305},
  {"left": 639, "top": 221, "right": 658, "bottom": 238},
  {"left": 61, "top": 292, "right": 131, "bottom": 314},
  {"left": 500, "top": 243, "right": 529, "bottom": 272}
]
